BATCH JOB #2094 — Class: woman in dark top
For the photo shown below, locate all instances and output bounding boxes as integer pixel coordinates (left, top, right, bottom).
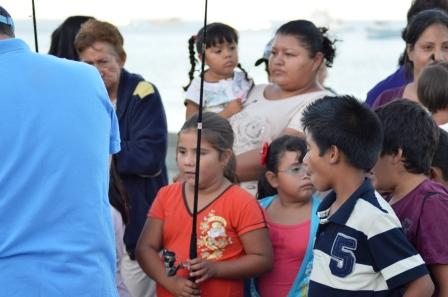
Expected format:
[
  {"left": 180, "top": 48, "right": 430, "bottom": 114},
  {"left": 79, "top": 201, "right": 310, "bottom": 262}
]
[{"left": 373, "top": 9, "right": 448, "bottom": 108}]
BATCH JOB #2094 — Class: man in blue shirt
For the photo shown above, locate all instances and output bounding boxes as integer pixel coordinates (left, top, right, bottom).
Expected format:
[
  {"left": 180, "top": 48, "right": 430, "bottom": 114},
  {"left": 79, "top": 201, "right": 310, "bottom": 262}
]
[{"left": 0, "top": 6, "right": 120, "bottom": 297}]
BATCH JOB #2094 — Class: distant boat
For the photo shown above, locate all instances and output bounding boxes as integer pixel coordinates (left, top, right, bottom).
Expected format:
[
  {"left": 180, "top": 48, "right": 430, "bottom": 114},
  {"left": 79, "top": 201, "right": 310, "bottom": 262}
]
[{"left": 366, "top": 21, "right": 402, "bottom": 39}]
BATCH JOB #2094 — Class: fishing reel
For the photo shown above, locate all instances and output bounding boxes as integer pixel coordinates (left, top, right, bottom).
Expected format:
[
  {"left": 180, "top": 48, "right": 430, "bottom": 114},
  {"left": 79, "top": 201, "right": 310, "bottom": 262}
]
[{"left": 162, "top": 249, "right": 184, "bottom": 277}]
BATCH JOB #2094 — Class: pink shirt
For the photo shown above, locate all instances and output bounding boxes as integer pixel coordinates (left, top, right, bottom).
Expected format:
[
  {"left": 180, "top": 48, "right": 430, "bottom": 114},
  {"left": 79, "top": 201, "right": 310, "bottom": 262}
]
[{"left": 257, "top": 215, "right": 310, "bottom": 297}]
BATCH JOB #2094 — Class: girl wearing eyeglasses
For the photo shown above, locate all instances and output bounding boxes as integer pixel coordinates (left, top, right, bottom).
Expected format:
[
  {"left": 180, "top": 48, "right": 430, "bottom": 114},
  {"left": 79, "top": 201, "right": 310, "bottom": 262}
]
[{"left": 251, "top": 135, "right": 321, "bottom": 297}]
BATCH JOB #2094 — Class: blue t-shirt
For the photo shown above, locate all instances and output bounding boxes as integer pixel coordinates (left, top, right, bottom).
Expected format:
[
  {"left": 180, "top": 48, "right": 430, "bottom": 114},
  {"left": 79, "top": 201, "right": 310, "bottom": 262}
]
[{"left": 0, "top": 39, "right": 120, "bottom": 297}]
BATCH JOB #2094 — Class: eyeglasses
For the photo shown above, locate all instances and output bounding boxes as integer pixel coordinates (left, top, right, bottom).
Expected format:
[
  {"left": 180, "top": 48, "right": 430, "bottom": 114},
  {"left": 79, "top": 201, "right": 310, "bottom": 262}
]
[{"left": 277, "top": 165, "right": 308, "bottom": 177}]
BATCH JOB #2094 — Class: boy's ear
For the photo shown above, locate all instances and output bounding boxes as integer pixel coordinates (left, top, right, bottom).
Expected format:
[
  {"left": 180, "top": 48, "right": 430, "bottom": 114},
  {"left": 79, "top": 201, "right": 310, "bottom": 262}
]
[
  {"left": 429, "top": 166, "right": 445, "bottom": 185},
  {"left": 328, "top": 145, "right": 341, "bottom": 164},
  {"left": 265, "top": 171, "right": 279, "bottom": 189},
  {"left": 394, "top": 148, "right": 405, "bottom": 165},
  {"left": 430, "top": 167, "right": 438, "bottom": 180}
]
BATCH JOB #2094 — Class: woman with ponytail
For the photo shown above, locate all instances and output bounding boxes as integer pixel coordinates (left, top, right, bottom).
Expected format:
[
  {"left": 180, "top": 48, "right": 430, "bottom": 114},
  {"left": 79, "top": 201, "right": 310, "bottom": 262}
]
[{"left": 230, "top": 19, "right": 337, "bottom": 196}]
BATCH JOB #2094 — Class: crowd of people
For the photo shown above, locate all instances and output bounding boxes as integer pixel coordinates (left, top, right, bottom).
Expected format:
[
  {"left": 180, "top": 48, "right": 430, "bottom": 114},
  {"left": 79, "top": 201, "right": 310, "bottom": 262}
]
[{"left": 1, "top": 0, "right": 448, "bottom": 297}]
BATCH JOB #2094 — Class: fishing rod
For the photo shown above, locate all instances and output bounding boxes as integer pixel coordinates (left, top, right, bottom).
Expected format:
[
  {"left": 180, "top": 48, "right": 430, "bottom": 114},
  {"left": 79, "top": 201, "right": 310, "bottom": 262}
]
[
  {"left": 31, "top": 0, "right": 39, "bottom": 52},
  {"left": 163, "top": 0, "right": 208, "bottom": 277},
  {"left": 190, "top": 0, "right": 208, "bottom": 263}
]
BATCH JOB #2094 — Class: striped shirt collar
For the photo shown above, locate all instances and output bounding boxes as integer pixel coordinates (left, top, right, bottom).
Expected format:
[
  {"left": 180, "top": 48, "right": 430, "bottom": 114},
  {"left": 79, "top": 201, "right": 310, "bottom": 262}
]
[{"left": 317, "top": 179, "right": 374, "bottom": 225}]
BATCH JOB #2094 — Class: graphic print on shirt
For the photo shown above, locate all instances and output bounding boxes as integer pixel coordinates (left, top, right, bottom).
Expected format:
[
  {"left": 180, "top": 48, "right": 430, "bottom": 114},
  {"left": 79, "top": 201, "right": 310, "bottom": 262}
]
[
  {"left": 329, "top": 232, "right": 357, "bottom": 277},
  {"left": 198, "top": 209, "right": 232, "bottom": 260},
  {"left": 401, "top": 217, "right": 413, "bottom": 236},
  {"left": 230, "top": 111, "right": 272, "bottom": 154}
]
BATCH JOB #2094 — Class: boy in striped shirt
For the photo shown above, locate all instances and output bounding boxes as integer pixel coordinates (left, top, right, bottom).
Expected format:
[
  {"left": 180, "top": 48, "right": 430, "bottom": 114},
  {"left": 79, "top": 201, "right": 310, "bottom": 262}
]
[{"left": 301, "top": 95, "right": 434, "bottom": 296}]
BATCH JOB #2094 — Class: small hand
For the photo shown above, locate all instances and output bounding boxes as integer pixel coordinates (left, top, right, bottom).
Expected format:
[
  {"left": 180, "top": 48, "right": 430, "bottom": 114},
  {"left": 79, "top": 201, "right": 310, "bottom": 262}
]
[
  {"left": 225, "top": 99, "right": 243, "bottom": 116},
  {"left": 166, "top": 275, "right": 200, "bottom": 297},
  {"left": 188, "top": 257, "right": 217, "bottom": 284},
  {"left": 220, "top": 99, "right": 242, "bottom": 118}
]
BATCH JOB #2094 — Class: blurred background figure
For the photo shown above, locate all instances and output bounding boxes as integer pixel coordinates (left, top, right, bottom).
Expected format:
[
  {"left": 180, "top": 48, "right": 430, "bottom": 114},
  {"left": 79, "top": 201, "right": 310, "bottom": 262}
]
[
  {"left": 372, "top": 8, "right": 448, "bottom": 108},
  {"left": 76, "top": 19, "right": 168, "bottom": 297},
  {"left": 254, "top": 38, "right": 273, "bottom": 81},
  {"left": 366, "top": 0, "right": 448, "bottom": 106},
  {"left": 48, "top": 15, "right": 94, "bottom": 60}
]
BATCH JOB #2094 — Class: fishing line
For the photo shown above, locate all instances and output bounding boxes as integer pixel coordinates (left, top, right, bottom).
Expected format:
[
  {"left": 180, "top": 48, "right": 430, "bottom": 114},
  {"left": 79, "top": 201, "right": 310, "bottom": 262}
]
[
  {"left": 189, "top": 0, "right": 209, "bottom": 263},
  {"left": 31, "top": 0, "right": 39, "bottom": 52}
]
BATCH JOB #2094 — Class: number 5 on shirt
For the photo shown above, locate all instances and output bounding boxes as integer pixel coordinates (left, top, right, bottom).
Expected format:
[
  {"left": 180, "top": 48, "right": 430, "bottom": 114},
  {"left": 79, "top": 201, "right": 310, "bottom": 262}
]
[{"left": 330, "top": 233, "right": 357, "bottom": 277}]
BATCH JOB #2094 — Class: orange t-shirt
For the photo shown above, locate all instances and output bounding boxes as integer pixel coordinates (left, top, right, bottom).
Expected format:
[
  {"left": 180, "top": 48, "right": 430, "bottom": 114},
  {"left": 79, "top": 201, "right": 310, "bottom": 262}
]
[{"left": 149, "top": 182, "right": 266, "bottom": 297}]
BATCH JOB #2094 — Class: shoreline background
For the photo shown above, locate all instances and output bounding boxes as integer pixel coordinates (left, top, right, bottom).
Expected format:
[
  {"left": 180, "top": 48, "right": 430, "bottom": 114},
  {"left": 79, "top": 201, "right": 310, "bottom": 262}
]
[
  {"left": 15, "top": 19, "right": 405, "bottom": 133},
  {"left": 13, "top": 19, "right": 406, "bottom": 178}
]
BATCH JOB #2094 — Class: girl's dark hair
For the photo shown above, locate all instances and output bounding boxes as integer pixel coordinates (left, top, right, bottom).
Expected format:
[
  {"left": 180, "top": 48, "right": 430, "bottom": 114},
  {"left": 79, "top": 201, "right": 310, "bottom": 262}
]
[
  {"left": 418, "top": 61, "right": 448, "bottom": 113},
  {"left": 403, "top": 9, "right": 448, "bottom": 76},
  {"left": 109, "top": 159, "right": 130, "bottom": 224},
  {"left": 179, "top": 112, "right": 237, "bottom": 183},
  {"left": 257, "top": 135, "right": 307, "bottom": 199},
  {"left": 276, "top": 20, "right": 336, "bottom": 68},
  {"left": 49, "top": 16, "right": 95, "bottom": 61},
  {"left": 183, "top": 22, "right": 251, "bottom": 91}
]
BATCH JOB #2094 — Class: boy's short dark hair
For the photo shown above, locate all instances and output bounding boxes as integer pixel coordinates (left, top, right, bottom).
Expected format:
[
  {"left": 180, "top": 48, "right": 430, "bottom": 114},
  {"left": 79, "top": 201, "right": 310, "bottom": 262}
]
[
  {"left": 433, "top": 128, "right": 448, "bottom": 181},
  {"left": 301, "top": 95, "right": 383, "bottom": 171},
  {"left": 375, "top": 99, "right": 439, "bottom": 174},
  {"left": 417, "top": 61, "right": 448, "bottom": 113}
]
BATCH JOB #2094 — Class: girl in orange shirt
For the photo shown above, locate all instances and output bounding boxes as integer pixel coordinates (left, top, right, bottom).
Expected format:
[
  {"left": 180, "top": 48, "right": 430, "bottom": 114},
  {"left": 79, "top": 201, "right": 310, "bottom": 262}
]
[{"left": 136, "top": 112, "right": 273, "bottom": 297}]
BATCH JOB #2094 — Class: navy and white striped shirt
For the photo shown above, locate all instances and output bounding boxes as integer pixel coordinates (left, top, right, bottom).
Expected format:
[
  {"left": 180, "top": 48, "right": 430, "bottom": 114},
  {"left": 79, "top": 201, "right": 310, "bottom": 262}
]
[{"left": 308, "top": 180, "right": 428, "bottom": 297}]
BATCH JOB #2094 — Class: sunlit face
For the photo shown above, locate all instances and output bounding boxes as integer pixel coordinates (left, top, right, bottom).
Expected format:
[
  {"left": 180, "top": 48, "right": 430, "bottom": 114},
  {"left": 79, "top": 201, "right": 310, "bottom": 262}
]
[
  {"left": 371, "top": 155, "right": 397, "bottom": 193},
  {"left": 408, "top": 23, "right": 448, "bottom": 79},
  {"left": 270, "top": 151, "right": 314, "bottom": 201},
  {"left": 269, "top": 34, "right": 322, "bottom": 92},
  {"left": 176, "top": 130, "right": 228, "bottom": 189},
  {"left": 303, "top": 133, "right": 332, "bottom": 192},
  {"left": 79, "top": 41, "right": 124, "bottom": 96},
  {"left": 204, "top": 41, "right": 238, "bottom": 81}
]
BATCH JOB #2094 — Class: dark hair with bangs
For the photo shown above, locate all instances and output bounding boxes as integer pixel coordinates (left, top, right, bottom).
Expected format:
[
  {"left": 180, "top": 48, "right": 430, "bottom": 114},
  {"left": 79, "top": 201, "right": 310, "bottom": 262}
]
[
  {"left": 375, "top": 99, "right": 439, "bottom": 175},
  {"left": 195, "top": 22, "right": 239, "bottom": 54},
  {"left": 183, "top": 22, "right": 250, "bottom": 91},
  {"left": 301, "top": 95, "right": 383, "bottom": 171},
  {"left": 257, "top": 135, "right": 307, "bottom": 199},
  {"left": 275, "top": 20, "right": 336, "bottom": 68},
  {"left": 418, "top": 61, "right": 448, "bottom": 113},
  {"left": 179, "top": 112, "right": 237, "bottom": 183}
]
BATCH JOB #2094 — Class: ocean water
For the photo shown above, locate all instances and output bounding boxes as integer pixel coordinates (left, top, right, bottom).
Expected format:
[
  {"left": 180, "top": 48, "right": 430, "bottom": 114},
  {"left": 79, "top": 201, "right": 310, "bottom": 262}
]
[{"left": 14, "top": 19, "right": 405, "bottom": 133}]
